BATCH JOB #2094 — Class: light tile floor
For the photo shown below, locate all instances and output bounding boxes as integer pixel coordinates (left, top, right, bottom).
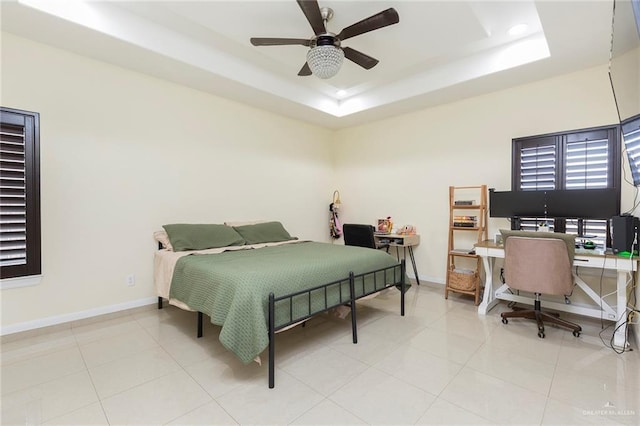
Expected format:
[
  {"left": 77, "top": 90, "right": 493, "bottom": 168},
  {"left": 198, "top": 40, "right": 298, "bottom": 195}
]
[{"left": 1, "top": 282, "right": 639, "bottom": 425}]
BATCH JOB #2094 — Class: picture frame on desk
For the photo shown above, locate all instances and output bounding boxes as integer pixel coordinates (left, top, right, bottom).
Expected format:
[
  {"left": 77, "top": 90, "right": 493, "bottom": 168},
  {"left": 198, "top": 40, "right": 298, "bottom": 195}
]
[{"left": 377, "top": 219, "right": 391, "bottom": 233}]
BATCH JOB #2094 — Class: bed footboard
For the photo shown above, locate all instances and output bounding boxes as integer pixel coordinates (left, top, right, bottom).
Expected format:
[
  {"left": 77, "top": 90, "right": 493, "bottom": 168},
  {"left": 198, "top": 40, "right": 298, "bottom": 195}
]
[{"left": 268, "top": 260, "right": 406, "bottom": 388}]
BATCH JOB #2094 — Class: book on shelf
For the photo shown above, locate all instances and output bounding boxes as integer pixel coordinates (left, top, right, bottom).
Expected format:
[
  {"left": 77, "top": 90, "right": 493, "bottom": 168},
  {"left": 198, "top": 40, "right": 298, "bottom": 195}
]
[
  {"left": 450, "top": 248, "right": 474, "bottom": 254},
  {"left": 453, "top": 215, "right": 477, "bottom": 227}
]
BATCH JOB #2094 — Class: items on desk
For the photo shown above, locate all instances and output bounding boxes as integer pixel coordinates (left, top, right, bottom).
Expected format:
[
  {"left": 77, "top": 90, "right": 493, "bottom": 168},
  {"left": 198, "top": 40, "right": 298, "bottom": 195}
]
[
  {"left": 611, "top": 215, "right": 640, "bottom": 254},
  {"left": 537, "top": 222, "right": 551, "bottom": 232},
  {"left": 377, "top": 217, "right": 393, "bottom": 233},
  {"left": 494, "top": 232, "right": 504, "bottom": 245},
  {"left": 399, "top": 225, "right": 416, "bottom": 235}
]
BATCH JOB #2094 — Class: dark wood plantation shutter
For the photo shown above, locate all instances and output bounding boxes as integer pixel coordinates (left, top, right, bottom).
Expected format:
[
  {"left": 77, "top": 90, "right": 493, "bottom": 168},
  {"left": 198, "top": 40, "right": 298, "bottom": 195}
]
[
  {"left": 515, "top": 137, "right": 557, "bottom": 191},
  {"left": 564, "top": 129, "right": 611, "bottom": 189},
  {"left": 512, "top": 125, "right": 619, "bottom": 248},
  {"left": 1, "top": 107, "right": 41, "bottom": 279},
  {"left": 563, "top": 129, "right": 614, "bottom": 245}
]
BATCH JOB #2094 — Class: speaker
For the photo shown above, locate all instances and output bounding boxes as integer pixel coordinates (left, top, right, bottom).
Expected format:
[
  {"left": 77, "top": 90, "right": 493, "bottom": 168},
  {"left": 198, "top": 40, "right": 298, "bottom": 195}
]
[{"left": 611, "top": 215, "right": 639, "bottom": 253}]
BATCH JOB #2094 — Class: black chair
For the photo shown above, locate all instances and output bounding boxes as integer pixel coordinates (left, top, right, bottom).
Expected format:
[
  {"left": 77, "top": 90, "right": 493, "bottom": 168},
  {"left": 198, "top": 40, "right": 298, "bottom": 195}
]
[{"left": 343, "top": 224, "right": 389, "bottom": 251}]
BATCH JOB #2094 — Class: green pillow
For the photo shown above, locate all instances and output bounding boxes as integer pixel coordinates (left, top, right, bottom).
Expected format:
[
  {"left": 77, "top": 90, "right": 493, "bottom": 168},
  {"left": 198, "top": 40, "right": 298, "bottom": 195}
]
[
  {"left": 233, "top": 221, "right": 296, "bottom": 244},
  {"left": 163, "top": 224, "right": 245, "bottom": 251}
]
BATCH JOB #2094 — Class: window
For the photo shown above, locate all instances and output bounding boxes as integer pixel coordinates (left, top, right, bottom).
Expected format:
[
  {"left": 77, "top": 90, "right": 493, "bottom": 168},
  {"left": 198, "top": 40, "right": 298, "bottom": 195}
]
[
  {"left": 1, "top": 107, "right": 41, "bottom": 279},
  {"left": 512, "top": 125, "right": 620, "bottom": 247}
]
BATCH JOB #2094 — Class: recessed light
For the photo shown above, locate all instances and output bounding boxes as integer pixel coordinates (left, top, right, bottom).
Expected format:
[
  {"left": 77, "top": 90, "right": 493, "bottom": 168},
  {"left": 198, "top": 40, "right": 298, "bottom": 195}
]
[
  {"left": 336, "top": 89, "right": 347, "bottom": 97},
  {"left": 508, "top": 23, "right": 529, "bottom": 36}
]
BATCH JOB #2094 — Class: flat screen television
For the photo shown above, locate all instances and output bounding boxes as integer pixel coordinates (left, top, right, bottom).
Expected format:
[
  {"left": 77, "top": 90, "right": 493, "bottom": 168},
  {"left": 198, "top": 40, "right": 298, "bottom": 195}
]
[
  {"left": 610, "top": 1, "right": 640, "bottom": 186},
  {"left": 489, "top": 190, "right": 546, "bottom": 218},
  {"left": 545, "top": 189, "right": 620, "bottom": 219},
  {"left": 622, "top": 116, "right": 640, "bottom": 186}
]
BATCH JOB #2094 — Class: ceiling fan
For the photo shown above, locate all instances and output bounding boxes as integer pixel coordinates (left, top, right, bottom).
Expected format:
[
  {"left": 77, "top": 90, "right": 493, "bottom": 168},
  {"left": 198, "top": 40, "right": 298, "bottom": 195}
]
[{"left": 250, "top": 0, "right": 400, "bottom": 79}]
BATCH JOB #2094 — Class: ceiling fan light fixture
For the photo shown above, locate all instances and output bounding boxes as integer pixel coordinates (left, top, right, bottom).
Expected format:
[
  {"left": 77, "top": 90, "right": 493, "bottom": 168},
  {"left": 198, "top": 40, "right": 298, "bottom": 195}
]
[{"left": 307, "top": 45, "right": 344, "bottom": 79}]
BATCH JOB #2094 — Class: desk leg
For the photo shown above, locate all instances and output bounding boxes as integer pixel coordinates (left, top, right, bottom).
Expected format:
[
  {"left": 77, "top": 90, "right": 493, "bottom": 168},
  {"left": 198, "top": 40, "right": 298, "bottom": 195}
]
[
  {"left": 613, "top": 271, "right": 630, "bottom": 349},
  {"left": 407, "top": 246, "right": 420, "bottom": 285},
  {"left": 477, "top": 255, "right": 499, "bottom": 315}
]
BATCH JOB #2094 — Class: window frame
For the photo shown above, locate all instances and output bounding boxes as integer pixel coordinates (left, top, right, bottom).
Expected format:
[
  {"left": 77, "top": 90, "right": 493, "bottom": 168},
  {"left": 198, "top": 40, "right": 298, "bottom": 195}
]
[
  {"left": 1, "top": 106, "right": 41, "bottom": 280},
  {"left": 511, "top": 124, "right": 621, "bottom": 246}
]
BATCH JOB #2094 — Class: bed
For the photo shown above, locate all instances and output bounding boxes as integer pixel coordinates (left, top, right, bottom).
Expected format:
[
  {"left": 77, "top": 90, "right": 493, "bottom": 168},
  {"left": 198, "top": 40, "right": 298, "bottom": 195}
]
[{"left": 153, "top": 222, "right": 407, "bottom": 388}]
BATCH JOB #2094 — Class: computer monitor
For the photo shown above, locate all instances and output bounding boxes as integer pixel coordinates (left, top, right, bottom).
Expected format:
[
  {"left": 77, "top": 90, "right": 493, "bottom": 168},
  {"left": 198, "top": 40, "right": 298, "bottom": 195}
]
[
  {"left": 489, "top": 190, "right": 547, "bottom": 218},
  {"left": 545, "top": 189, "right": 619, "bottom": 219}
]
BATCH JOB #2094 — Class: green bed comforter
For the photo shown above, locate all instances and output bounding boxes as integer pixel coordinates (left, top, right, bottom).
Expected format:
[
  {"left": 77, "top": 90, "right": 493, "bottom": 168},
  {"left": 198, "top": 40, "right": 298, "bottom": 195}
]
[{"left": 169, "top": 241, "right": 400, "bottom": 364}]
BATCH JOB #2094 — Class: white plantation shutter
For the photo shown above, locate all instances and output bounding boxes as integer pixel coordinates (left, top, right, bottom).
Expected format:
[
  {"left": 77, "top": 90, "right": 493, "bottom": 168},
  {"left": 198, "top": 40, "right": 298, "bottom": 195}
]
[{"left": 0, "top": 108, "right": 40, "bottom": 279}]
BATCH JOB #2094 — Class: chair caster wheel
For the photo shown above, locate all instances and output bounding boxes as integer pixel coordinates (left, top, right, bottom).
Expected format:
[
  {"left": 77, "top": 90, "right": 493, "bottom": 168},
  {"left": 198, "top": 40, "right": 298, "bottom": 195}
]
[
  {"left": 502, "top": 317, "right": 508, "bottom": 324},
  {"left": 573, "top": 331, "right": 580, "bottom": 337},
  {"left": 538, "top": 331, "right": 545, "bottom": 338}
]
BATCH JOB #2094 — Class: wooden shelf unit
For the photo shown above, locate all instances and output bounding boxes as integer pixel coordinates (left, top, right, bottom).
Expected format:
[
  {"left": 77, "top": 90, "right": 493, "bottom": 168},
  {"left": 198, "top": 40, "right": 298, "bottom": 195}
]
[{"left": 445, "top": 185, "right": 488, "bottom": 305}]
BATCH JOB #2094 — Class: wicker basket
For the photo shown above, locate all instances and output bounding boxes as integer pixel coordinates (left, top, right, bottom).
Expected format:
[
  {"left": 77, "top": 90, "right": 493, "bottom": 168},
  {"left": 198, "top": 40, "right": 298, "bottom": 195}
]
[{"left": 448, "top": 269, "right": 479, "bottom": 291}]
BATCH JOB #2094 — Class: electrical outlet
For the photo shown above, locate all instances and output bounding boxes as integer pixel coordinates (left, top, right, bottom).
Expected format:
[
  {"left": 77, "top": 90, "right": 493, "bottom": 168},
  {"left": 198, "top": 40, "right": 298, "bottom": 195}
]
[{"left": 126, "top": 274, "right": 135, "bottom": 286}]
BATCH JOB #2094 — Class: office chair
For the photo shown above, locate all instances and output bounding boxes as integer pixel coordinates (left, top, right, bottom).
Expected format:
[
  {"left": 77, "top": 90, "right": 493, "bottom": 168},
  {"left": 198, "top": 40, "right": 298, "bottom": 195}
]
[
  {"left": 500, "top": 231, "right": 582, "bottom": 339},
  {"left": 343, "top": 224, "right": 389, "bottom": 251}
]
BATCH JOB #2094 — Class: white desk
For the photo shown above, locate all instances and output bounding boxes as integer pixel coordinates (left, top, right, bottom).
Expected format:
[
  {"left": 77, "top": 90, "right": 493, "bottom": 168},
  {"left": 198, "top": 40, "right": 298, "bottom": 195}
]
[
  {"left": 375, "top": 233, "right": 420, "bottom": 285},
  {"left": 475, "top": 240, "right": 637, "bottom": 349}
]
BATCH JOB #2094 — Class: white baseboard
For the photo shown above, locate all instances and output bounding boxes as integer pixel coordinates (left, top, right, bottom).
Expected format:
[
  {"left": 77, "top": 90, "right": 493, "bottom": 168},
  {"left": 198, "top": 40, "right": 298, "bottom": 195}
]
[
  {"left": 416, "top": 274, "right": 445, "bottom": 285},
  {"left": 0, "top": 297, "right": 158, "bottom": 336}
]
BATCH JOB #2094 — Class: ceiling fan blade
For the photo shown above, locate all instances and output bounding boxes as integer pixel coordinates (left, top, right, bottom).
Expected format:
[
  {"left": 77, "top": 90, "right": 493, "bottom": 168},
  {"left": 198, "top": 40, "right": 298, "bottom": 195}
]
[
  {"left": 337, "top": 8, "right": 399, "bottom": 41},
  {"left": 343, "top": 47, "right": 379, "bottom": 70},
  {"left": 298, "top": 62, "right": 312, "bottom": 76},
  {"left": 250, "top": 38, "right": 310, "bottom": 47},
  {"left": 297, "top": 0, "right": 325, "bottom": 35}
]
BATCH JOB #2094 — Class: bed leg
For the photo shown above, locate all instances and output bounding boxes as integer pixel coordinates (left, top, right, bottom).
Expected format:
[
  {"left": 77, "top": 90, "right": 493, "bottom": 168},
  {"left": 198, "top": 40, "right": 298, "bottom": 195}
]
[
  {"left": 348, "top": 272, "right": 358, "bottom": 344},
  {"left": 401, "top": 260, "right": 406, "bottom": 317},
  {"left": 197, "top": 312, "right": 203, "bottom": 338},
  {"left": 268, "top": 292, "right": 275, "bottom": 389},
  {"left": 158, "top": 297, "right": 163, "bottom": 309}
]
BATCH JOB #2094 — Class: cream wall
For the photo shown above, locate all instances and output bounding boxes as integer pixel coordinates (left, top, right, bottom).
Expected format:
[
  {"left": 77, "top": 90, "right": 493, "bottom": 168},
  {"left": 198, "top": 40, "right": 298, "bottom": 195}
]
[
  {"left": 610, "top": 46, "right": 640, "bottom": 122},
  {"left": 0, "top": 34, "right": 334, "bottom": 332},
  {"left": 333, "top": 65, "right": 623, "bottom": 283},
  {"left": 2, "top": 32, "right": 637, "bottom": 340},
  {"left": 333, "top": 63, "right": 640, "bottom": 343}
]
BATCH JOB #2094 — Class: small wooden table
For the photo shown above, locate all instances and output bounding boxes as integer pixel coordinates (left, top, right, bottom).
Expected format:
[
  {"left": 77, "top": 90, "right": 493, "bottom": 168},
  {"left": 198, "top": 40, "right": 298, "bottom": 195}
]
[{"left": 374, "top": 233, "right": 421, "bottom": 285}]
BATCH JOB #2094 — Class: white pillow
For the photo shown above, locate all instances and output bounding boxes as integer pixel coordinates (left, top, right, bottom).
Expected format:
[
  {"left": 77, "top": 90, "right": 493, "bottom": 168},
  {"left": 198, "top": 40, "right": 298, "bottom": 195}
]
[{"left": 153, "top": 230, "right": 174, "bottom": 251}]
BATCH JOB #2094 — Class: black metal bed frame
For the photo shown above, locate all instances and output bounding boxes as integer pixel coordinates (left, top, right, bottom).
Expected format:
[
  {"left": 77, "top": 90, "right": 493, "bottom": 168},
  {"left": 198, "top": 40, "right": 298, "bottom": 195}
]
[{"left": 157, "top": 243, "right": 406, "bottom": 388}]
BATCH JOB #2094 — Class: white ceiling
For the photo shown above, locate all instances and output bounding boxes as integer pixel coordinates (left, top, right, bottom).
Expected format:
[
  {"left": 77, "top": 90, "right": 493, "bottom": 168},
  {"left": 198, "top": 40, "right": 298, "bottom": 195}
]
[{"left": 0, "top": 0, "right": 617, "bottom": 129}]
